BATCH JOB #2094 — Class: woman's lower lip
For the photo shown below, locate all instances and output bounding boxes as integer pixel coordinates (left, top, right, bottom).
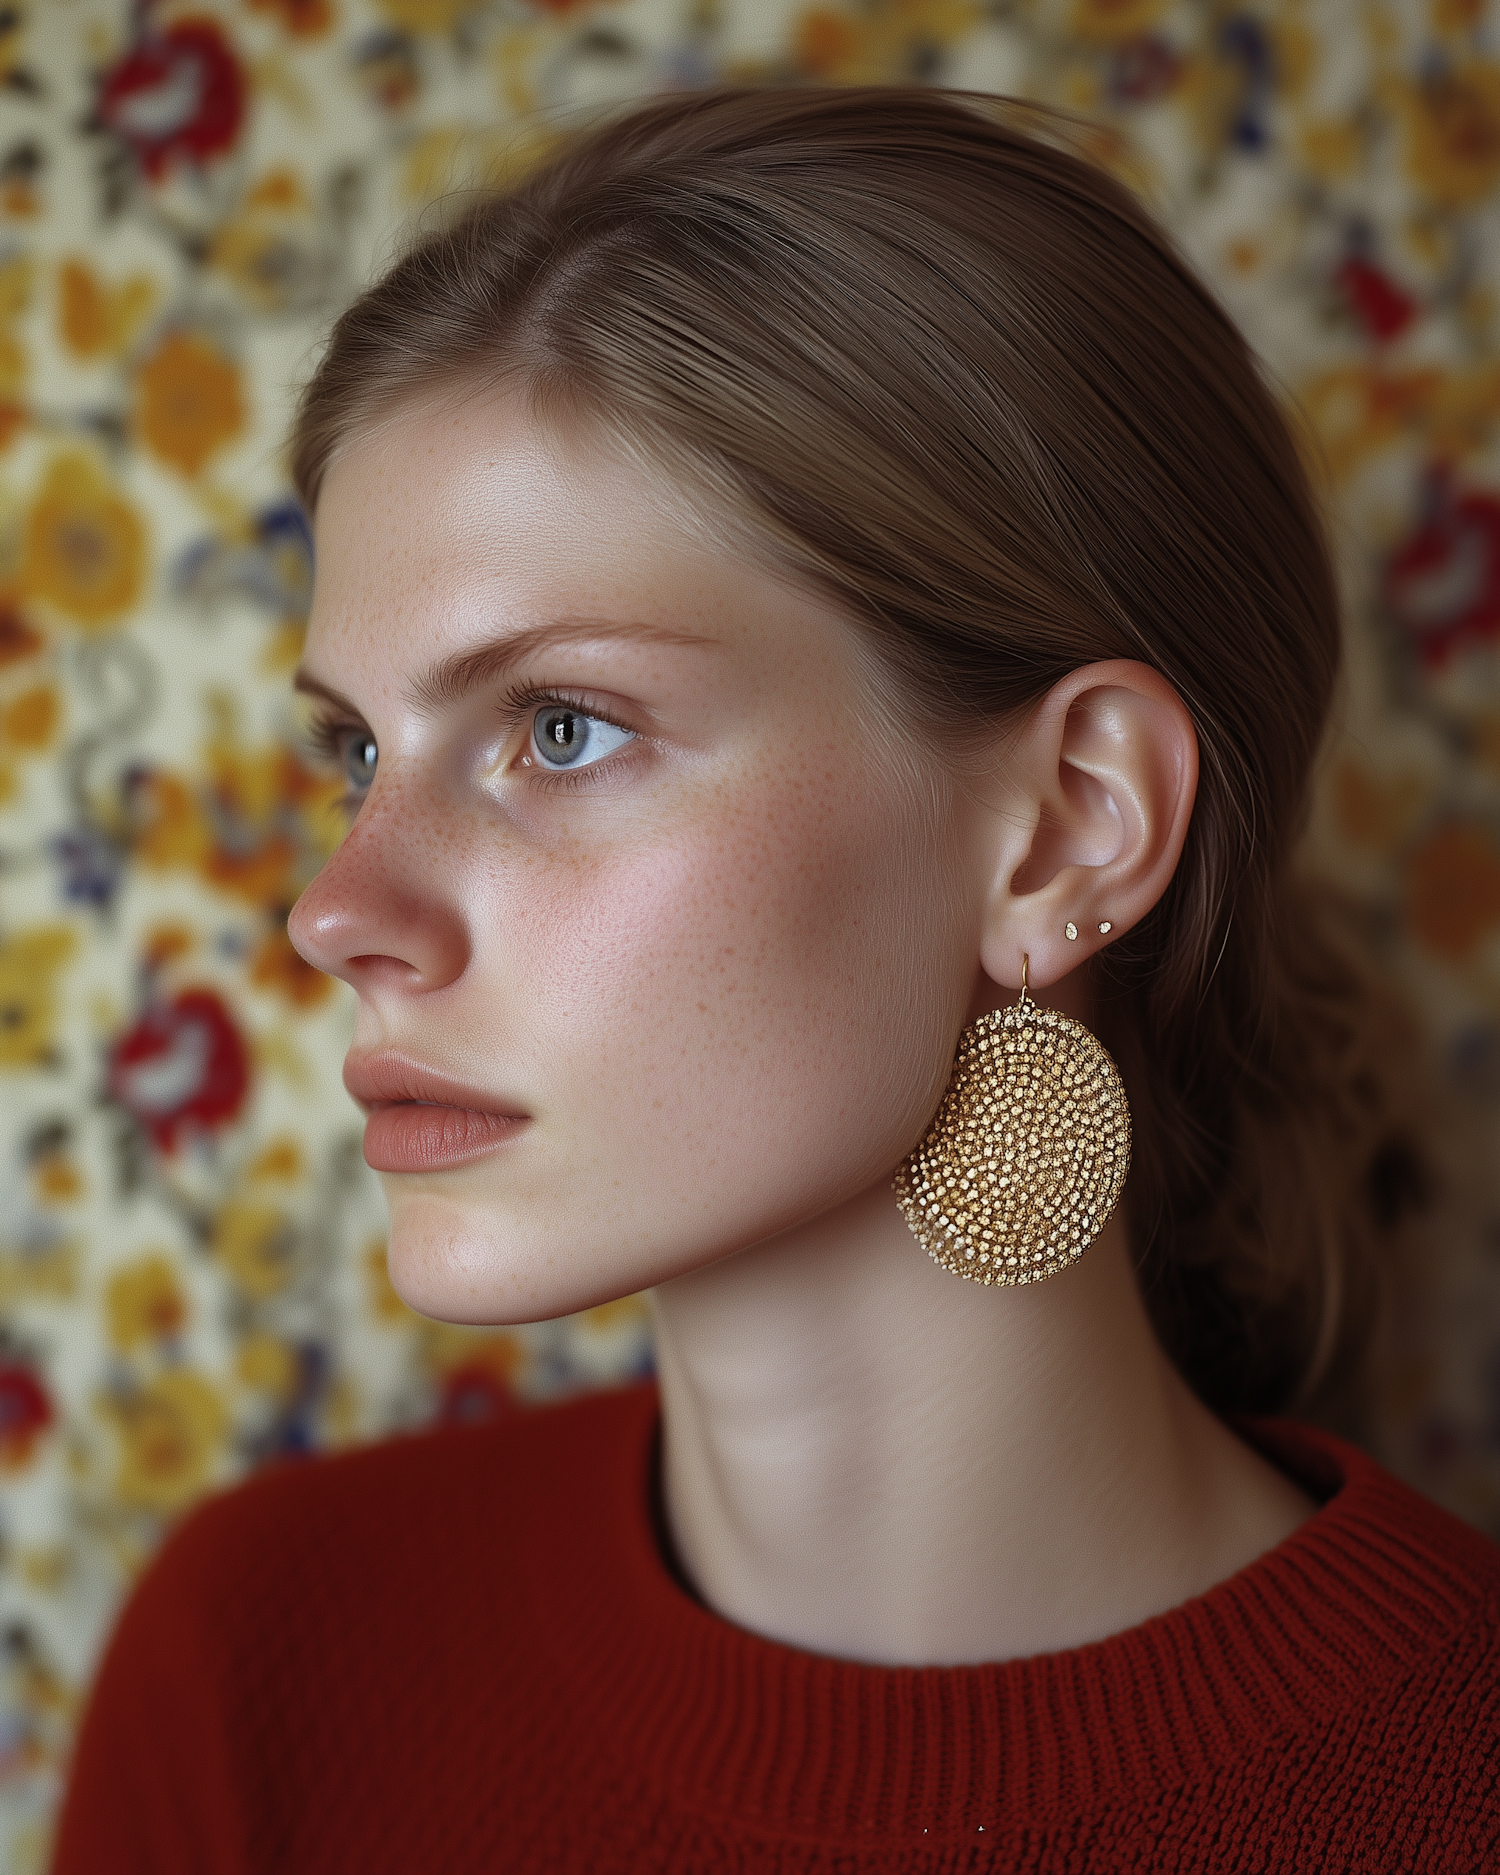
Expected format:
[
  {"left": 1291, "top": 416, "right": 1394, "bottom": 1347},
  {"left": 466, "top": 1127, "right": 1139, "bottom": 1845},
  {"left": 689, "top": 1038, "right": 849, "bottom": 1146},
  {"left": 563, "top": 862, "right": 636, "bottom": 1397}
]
[{"left": 362, "top": 1104, "right": 527, "bottom": 1174}]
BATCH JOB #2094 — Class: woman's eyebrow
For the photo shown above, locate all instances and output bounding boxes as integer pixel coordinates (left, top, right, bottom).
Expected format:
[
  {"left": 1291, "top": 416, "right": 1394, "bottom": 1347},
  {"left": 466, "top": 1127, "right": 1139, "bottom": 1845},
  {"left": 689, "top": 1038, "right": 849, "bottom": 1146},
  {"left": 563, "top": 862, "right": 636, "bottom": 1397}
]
[
  {"left": 405, "top": 618, "right": 719, "bottom": 713},
  {"left": 291, "top": 670, "right": 363, "bottom": 716}
]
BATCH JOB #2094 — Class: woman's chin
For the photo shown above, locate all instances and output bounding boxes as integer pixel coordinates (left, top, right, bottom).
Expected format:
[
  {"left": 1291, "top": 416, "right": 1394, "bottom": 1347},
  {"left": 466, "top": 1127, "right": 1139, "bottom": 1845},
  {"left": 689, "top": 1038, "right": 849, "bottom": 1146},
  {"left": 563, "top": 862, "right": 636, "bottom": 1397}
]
[{"left": 380, "top": 1186, "right": 643, "bottom": 1326}]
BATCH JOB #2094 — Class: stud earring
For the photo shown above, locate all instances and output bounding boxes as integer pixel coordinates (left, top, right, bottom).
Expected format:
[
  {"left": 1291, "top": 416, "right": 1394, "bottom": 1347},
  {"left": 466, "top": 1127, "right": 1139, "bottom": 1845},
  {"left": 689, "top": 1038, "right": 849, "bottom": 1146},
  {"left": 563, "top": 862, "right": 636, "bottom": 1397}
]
[
  {"left": 1065, "top": 922, "right": 1078, "bottom": 940},
  {"left": 894, "top": 954, "right": 1132, "bottom": 1286},
  {"left": 1098, "top": 921, "right": 1112, "bottom": 935}
]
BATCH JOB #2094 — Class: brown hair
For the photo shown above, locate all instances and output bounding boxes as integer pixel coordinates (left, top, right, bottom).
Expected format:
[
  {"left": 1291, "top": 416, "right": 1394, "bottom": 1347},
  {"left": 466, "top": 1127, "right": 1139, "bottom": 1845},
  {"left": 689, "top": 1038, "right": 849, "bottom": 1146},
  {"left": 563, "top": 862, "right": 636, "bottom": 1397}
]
[{"left": 292, "top": 86, "right": 1424, "bottom": 1418}]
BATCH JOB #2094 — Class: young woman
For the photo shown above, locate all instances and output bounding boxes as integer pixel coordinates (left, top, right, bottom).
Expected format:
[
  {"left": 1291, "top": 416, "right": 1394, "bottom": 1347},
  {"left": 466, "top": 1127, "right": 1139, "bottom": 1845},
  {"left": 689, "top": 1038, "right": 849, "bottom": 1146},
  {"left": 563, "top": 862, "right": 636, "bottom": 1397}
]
[{"left": 55, "top": 87, "right": 1499, "bottom": 1873}]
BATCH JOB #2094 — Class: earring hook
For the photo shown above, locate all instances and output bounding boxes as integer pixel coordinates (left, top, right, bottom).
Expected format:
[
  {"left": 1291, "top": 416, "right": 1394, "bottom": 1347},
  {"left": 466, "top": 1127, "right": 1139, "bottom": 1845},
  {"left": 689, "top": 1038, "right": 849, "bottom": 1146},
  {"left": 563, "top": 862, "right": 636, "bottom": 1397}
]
[{"left": 1020, "top": 952, "right": 1030, "bottom": 1004}]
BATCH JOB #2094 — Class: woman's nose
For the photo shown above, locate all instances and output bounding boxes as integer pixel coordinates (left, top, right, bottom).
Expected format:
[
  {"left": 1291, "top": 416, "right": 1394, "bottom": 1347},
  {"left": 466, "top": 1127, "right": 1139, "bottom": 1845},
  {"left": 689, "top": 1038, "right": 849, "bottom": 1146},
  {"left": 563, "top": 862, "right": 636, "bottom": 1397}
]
[{"left": 288, "top": 798, "right": 471, "bottom": 996}]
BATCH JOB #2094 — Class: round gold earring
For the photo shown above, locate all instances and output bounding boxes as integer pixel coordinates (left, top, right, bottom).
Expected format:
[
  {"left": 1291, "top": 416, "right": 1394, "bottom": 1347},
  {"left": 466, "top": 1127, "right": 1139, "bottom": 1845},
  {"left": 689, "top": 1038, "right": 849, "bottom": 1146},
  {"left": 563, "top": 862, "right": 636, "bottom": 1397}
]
[{"left": 893, "top": 954, "right": 1132, "bottom": 1285}]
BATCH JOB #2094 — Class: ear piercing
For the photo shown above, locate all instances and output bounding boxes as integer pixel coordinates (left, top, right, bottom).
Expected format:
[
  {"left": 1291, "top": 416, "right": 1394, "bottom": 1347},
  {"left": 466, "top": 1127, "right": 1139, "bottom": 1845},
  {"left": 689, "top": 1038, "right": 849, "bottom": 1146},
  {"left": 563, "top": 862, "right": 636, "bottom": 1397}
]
[{"left": 1064, "top": 920, "right": 1114, "bottom": 940}]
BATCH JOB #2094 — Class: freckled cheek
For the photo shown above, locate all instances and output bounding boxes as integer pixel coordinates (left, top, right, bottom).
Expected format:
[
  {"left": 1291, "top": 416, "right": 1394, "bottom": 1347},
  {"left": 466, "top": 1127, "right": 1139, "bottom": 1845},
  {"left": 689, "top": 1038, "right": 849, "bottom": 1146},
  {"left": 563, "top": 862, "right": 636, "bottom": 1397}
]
[
  {"left": 500, "top": 831, "right": 781, "bottom": 1074},
  {"left": 492, "top": 781, "right": 949, "bottom": 1146}
]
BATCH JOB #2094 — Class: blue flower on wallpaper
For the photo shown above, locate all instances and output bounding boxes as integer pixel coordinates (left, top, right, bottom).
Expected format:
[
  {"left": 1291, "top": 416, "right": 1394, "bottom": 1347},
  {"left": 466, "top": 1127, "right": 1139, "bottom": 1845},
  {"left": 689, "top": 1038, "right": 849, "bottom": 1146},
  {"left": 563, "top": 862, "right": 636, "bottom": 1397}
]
[
  {"left": 175, "top": 499, "right": 314, "bottom": 619},
  {"left": 51, "top": 822, "right": 128, "bottom": 911},
  {"left": 1219, "top": 15, "right": 1276, "bottom": 152}
]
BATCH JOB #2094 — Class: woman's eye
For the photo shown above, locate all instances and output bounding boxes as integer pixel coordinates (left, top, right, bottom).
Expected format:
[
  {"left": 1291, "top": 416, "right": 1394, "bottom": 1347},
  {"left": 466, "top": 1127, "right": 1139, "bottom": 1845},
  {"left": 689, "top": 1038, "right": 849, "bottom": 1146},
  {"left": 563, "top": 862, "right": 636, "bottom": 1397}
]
[
  {"left": 343, "top": 731, "right": 378, "bottom": 792},
  {"left": 530, "top": 707, "right": 635, "bottom": 771}
]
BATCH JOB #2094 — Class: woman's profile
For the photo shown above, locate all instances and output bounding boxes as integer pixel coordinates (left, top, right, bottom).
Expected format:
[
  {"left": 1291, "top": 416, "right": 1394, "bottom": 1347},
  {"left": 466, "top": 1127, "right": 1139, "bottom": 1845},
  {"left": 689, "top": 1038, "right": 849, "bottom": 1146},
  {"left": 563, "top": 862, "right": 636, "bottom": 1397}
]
[{"left": 53, "top": 86, "right": 1500, "bottom": 1873}]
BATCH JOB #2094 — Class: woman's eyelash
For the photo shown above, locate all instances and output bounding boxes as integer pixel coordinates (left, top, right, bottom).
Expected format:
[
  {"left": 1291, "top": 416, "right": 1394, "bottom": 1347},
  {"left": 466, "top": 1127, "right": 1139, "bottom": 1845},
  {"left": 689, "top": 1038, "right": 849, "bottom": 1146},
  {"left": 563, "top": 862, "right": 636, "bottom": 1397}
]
[
  {"left": 303, "top": 713, "right": 362, "bottom": 762},
  {"left": 495, "top": 681, "right": 634, "bottom": 739},
  {"left": 301, "top": 714, "right": 376, "bottom": 815}
]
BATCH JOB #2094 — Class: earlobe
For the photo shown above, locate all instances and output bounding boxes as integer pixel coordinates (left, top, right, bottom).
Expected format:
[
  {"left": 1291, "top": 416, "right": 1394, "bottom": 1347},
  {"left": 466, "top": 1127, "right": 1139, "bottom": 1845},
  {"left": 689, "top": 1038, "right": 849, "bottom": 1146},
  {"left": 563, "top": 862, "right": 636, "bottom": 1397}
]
[{"left": 977, "top": 660, "right": 1198, "bottom": 993}]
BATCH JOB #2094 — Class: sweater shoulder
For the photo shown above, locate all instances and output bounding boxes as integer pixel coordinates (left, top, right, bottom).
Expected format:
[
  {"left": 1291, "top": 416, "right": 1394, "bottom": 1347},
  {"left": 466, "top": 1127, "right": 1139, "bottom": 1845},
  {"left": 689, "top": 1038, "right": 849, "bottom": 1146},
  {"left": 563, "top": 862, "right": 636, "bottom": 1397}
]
[
  {"left": 54, "top": 1387, "right": 657, "bottom": 1875},
  {"left": 1252, "top": 1417, "right": 1500, "bottom": 1598},
  {"left": 133, "top": 1381, "right": 655, "bottom": 1638},
  {"left": 1241, "top": 1417, "right": 1500, "bottom": 1700}
]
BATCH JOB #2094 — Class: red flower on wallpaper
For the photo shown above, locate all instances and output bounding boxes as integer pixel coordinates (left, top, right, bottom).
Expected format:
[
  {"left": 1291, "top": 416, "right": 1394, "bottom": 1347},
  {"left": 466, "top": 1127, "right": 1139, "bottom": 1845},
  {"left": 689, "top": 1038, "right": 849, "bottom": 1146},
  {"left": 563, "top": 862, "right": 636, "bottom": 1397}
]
[
  {"left": 107, "top": 988, "right": 251, "bottom": 1152},
  {"left": 96, "top": 17, "right": 246, "bottom": 181},
  {"left": 438, "top": 1360, "right": 520, "bottom": 1427},
  {"left": 1336, "top": 255, "right": 1418, "bottom": 344},
  {"left": 0, "top": 1365, "right": 54, "bottom": 1471},
  {"left": 1385, "top": 469, "right": 1500, "bottom": 667}
]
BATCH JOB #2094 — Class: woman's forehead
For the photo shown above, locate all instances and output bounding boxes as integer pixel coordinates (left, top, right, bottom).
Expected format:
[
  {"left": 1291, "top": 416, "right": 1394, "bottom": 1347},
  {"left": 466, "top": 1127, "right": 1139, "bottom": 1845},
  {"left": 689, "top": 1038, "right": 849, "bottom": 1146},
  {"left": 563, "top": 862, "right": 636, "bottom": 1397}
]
[{"left": 302, "top": 403, "right": 872, "bottom": 707}]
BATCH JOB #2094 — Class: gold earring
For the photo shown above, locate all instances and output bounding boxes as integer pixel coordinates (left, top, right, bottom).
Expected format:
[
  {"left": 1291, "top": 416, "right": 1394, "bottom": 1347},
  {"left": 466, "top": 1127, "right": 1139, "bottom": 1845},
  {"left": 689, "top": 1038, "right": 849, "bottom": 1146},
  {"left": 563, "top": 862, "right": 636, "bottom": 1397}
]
[{"left": 893, "top": 954, "right": 1131, "bottom": 1285}]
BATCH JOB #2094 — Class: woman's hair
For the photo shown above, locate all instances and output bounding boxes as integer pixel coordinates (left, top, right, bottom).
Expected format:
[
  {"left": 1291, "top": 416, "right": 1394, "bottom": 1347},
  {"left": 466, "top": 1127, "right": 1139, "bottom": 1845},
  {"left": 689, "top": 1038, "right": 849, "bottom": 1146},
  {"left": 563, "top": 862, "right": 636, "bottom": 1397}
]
[{"left": 291, "top": 86, "right": 1425, "bottom": 1419}]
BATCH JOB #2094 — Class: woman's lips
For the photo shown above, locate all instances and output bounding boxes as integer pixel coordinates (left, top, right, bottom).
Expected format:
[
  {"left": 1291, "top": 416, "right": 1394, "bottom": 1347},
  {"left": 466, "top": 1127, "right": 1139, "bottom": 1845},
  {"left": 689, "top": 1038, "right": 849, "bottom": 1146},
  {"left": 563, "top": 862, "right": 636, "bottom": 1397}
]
[
  {"left": 362, "top": 1103, "right": 527, "bottom": 1174},
  {"left": 344, "top": 1055, "right": 529, "bottom": 1175}
]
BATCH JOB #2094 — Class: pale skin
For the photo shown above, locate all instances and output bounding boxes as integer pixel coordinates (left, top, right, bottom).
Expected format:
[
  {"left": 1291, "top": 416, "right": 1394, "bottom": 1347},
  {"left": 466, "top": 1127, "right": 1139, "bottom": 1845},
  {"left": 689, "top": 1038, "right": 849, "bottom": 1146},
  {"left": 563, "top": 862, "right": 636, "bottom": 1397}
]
[{"left": 289, "top": 387, "right": 1314, "bottom": 1670}]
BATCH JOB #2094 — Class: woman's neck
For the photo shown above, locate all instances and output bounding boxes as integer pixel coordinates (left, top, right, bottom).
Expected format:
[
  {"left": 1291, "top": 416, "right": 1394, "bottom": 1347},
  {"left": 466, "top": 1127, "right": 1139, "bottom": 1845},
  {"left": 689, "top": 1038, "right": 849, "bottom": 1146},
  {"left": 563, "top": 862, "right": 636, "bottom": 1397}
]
[{"left": 650, "top": 1183, "right": 1315, "bottom": 1667}]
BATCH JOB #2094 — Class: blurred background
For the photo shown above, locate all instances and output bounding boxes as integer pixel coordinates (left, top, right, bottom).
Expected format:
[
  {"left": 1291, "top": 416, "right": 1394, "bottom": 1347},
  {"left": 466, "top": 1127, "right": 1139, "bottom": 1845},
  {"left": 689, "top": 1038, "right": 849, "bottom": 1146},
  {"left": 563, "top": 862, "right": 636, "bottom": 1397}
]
[{"left": 3, "top": 0, "right": 1500, "bottom": 1864}]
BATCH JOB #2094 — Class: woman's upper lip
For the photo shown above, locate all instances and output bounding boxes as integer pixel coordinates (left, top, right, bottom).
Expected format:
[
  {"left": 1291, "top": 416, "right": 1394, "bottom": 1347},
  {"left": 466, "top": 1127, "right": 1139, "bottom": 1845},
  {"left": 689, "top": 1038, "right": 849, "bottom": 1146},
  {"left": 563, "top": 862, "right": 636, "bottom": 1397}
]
[{"left": 343, "top": 1053, "right": 528, "bottom": 1117}]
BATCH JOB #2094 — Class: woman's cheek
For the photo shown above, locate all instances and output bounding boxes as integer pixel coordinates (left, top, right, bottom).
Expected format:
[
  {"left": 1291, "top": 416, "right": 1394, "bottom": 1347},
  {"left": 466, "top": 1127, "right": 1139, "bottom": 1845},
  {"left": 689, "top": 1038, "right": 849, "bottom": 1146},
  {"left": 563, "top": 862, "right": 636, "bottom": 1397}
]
[{"left": 509, "top": 779, "right": 955, "bottom": 1222}]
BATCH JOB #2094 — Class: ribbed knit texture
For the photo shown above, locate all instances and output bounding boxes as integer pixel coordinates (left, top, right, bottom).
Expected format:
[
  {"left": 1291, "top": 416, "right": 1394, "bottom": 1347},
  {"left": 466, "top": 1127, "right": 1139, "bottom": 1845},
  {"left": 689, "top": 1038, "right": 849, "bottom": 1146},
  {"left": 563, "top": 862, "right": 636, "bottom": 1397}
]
[{"left": 53, "top": 1383, "right": 1500, "bottom": 1872}]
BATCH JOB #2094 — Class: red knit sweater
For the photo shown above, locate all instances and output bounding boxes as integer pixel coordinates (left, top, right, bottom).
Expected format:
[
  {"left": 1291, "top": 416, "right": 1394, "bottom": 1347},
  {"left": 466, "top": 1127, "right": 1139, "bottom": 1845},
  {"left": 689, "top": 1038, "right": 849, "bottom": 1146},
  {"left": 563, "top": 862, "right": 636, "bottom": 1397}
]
[{"left": 54, "top": 1382, "right": 1500, "bottom": 1872}]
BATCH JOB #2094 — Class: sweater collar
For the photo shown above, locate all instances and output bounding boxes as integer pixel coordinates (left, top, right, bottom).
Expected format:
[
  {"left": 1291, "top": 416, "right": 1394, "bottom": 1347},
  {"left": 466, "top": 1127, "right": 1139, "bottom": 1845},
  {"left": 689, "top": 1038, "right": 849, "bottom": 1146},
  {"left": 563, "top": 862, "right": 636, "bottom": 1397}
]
[{"left": 530, "top": 1384, "right": 1494, "bottom": 1839}]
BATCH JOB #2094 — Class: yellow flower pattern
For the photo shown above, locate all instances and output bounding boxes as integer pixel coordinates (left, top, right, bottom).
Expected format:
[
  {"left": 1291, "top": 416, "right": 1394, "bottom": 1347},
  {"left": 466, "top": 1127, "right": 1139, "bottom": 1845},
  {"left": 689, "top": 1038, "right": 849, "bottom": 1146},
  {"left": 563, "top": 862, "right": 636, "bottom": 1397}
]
[
  {"left": 0, "top": 925, "right": 75, "bottom": 1068},
  {"left": 58, "top": 259, "right": 157, "bottom": 361},
  {"left": 1398, "top": 60, "right": 1500, "bottom": 206},
  {"left": 18, "top": 454, "right": 148, "bottom": 628},
  {"left": 105, "top": 1256, "right": 189, "bottom": 1354},
  {"left": 2, "top": 1, "right": 1500, "bottom": 1867},
  {"left": 101, "top": 1370, "right": 229, "bottom": 1514},
  {"left": 135, "top": 331, "right": 248, "bottom": 479}
]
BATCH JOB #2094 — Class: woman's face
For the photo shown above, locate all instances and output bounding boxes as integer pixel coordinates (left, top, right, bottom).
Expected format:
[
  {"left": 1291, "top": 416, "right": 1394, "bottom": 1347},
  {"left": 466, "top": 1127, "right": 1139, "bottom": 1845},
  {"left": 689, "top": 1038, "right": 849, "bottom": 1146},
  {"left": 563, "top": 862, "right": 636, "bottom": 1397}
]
[{"left": 289, "top": 390, "right": 986, "bottom": 1323}]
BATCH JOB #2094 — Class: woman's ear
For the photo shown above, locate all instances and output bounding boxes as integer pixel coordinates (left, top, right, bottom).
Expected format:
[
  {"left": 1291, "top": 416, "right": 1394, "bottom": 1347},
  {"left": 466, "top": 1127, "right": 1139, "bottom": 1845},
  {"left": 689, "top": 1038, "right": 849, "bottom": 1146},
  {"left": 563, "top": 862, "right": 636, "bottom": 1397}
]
[{"left": 976, "top": 660, "right": 1198, "bottom": 993}]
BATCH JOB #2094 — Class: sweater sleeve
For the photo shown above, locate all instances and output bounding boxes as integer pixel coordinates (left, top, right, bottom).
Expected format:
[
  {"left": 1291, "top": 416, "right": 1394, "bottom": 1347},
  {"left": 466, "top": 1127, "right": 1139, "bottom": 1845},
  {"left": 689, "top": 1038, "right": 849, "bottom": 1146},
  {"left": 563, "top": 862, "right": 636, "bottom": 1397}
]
[{"left": 50, "top": 1504, "right": 252, "bottom": 1875}]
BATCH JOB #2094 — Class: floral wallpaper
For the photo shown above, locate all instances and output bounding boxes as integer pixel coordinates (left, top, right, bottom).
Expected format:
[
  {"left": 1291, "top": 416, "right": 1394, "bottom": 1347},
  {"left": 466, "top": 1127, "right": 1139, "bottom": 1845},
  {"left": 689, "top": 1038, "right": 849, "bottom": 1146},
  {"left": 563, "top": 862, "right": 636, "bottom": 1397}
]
[{"left": 2, "top": 0, "right": 1500, "bottom": 1865}]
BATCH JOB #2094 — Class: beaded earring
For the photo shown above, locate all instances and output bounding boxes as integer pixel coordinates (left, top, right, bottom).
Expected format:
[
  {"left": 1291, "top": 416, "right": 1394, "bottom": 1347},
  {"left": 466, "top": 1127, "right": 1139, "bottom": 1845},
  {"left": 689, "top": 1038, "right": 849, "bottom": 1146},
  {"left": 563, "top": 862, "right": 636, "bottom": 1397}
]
[{"left": 893, "top": 952, "right": 1132, "bottom": 1285}]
